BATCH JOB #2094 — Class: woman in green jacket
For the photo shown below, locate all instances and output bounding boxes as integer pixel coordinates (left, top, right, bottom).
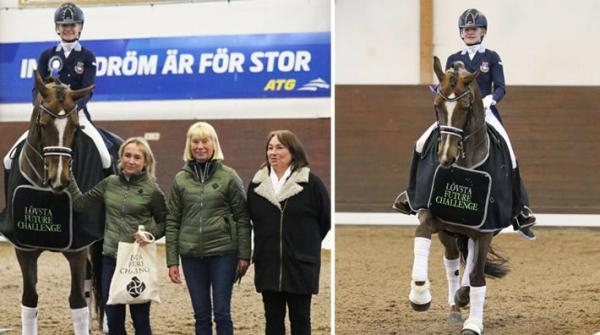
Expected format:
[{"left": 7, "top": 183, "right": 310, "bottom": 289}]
[
  {"left": 68, "top": 137, "right": 167, "bottom": 335},
  {"left": 165, "top": 122, "right": 251, "bottom": 335}
]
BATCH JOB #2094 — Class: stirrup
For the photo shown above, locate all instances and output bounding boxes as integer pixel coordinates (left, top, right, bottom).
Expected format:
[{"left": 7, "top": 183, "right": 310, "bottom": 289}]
[
  {"left": 517, "top": 226, "right": 536, "bottom": 241},
  {"left": 512, "top": 206, "right": 536, "bottom": 230},
  {"left": 392, "top": 191, "right": 415, "bottom": 215}
]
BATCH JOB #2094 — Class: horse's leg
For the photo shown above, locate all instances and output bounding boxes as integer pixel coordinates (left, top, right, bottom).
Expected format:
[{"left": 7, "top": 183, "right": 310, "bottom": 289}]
[
  {"left": 15, "top": 248, "right": 43, "bottom": 335},
  {"left": 88, "top": 240, "right": 105, "bottom": 332},
  {"left": 461, "top": 233, "right": 493, "bottom": 335},
  {"left": 454, "top": 237, "right": 475, "bottom": 309},
  {"left": 409, "top": 210, "right": 434, "bottom": 311},
  {"left": 438, "top": 231, "right": 462, "bottom": 323},
  {"left": 63, "top": 249, "right": 90, "bottom": 335}
]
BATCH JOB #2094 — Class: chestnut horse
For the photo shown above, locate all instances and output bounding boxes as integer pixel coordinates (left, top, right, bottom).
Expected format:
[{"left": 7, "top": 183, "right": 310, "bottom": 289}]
[
  {"left": 0, "top": 71, "right": 115, "bottom": 334},
  {"left": 407, "top": 57, "right": 510, "bottom": 335}
]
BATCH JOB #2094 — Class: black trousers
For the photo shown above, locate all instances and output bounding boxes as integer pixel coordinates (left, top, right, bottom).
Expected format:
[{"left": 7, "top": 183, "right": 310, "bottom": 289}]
[{"left": 262, "top": 291, "right": 312, "bottom": 335}]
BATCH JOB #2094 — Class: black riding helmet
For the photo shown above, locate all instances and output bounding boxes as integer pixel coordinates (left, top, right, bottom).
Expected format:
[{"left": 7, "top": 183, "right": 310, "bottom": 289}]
[
  {"left": 458, "top": 8, "right": 487, "bottom": 30},
  {"left": 458, "top": 8, "right": 487, "bottom": 44},
  {"left": 54, "top": 2, "right": 85, "bottom": 25}
]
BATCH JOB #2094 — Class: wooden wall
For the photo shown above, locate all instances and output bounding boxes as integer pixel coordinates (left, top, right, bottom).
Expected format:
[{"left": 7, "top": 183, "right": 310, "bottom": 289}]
[
  {"left": 0, "top": 118, "right": 330, "bottom": 206},
  {"left": 336, "top": 85, "right": 600, "bottom": 214}
]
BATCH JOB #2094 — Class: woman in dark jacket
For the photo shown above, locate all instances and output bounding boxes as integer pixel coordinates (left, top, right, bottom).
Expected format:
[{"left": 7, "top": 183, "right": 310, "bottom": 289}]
[
  {"left": 165, "top": 121, "right": 251, "bottom": 335},
  {"left": 247, "top": 130, "right": 330, "bottom": 335}
]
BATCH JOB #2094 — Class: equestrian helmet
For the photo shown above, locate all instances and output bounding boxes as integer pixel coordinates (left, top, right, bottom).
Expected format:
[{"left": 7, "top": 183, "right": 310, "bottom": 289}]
[
  {"left": 458, "top": 8, "right": 487, "bottom": 30},
  {"left": 54, "top": 2, "right": 84, "bottom": 25}
]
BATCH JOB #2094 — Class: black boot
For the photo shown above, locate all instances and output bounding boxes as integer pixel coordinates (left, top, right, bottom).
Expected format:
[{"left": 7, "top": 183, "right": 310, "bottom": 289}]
[
  {"left": 392, "top": 191, "right": 415, "bottom": 215},
  {"left": 513, "top": 206, "right": 536, "bottom": 240}
]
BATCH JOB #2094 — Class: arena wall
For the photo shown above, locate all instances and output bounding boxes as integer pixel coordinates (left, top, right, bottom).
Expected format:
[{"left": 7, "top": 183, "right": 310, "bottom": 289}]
[{"left": 336, "top": 85, "right": 600, "bottom": 215}]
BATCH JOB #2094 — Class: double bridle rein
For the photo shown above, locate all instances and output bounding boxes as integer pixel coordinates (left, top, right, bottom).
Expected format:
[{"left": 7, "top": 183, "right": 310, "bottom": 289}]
[
  {"left": 435, "top": 85, "right": 486, "bottom": 159},
  {"left": 23, "top": 102, "right": 78, "bottom": 186}
]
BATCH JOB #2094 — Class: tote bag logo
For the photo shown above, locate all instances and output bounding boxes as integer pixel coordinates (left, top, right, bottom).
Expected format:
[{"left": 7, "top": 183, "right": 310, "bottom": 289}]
[{"left": 127, "top": 276, "right": 146, "bottom": 298}]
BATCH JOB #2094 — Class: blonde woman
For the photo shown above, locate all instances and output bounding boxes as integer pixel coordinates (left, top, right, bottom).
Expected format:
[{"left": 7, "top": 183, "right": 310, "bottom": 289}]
[
  {"left": 165, "top": 122, "right": 251, "bottom": 335},
  {"left": 68, "top": 137, "right": 167, "bottom": 335}
]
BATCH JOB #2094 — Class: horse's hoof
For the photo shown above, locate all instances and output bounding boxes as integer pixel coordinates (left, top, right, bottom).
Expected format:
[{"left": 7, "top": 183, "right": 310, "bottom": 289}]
[
  {"left": 448, "top": 311, "right": 462, "bottom": 323},
  {"left": 408, "top": 280, "right": 431, "bottom": 312},
  {"left": 410, "top": 300, "right": 431, "bottom": 312},
  {"left": 454, "top": 286, "right": 470, "bottom": 308},
  {"left": 461, "top": 318, "right": 483, "bottom": 335}
]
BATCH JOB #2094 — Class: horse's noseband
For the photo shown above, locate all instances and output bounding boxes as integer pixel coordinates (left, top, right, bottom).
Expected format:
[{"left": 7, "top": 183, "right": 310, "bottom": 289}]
[
  {"left": 39, "top": 104, "right": 77, "bottom": 120},
  {"left": 36, "top": 103, "right": 77, "bottom": 184},
  {"left": 435, "top": 87, "right": 475, "bottom": 158},
  {"left": 43, "top": 146, "right": 73, "bottom": 159}
]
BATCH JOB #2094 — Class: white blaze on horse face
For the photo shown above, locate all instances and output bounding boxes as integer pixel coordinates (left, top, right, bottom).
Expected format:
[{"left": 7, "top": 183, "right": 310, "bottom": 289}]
[
  {"left": 52, "top": 117, "right": 68, "bottom": 188},
  {"left": 440, "top": 95, "right": 457, "bottom": 163}
]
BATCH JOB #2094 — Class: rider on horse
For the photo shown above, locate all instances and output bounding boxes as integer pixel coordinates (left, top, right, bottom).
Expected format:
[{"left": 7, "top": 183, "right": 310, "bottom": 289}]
[
  {"left": 3, "top": 2, "right": 113, "bottom": 179},
  {"left": 1, "top": 4, "right": 119, "bottom": 334},
  {"left": 394, "top": 8, "right": 537, "bottom": 240}
]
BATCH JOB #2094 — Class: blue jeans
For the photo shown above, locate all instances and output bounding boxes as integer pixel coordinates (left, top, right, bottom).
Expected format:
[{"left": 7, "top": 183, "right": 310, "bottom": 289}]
[
  {"left": 181, "top": 253, "right": 238, "bottom": 335},
  {"left": 102, "top": 256, "right": 152, "bottom": 335}
]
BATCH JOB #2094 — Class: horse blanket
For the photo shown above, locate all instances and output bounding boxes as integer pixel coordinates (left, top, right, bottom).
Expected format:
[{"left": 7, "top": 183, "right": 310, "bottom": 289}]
[
  {"left": 405, "top": 125, "right": 520, "bottom": 232},
  {"left": 0, "top": 128, "right": 121, "bottom": 250}
]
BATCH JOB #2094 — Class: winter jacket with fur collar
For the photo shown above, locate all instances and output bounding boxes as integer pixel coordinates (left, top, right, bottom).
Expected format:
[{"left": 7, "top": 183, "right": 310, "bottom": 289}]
[{"left": 247, "top": 166, "right": 330, "bottom": 294}]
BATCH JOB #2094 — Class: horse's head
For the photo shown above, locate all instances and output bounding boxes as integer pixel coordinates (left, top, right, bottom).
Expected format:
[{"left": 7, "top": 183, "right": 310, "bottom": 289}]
[
  {"left": 432, "top": 56, "right": 482, "bottom": 167},
  {"left": 28, "top": 70, "right": 94, "bottom": 191}
]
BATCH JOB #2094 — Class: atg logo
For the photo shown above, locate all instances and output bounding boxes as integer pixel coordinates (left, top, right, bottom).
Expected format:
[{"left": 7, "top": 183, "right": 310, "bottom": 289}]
[
  {"left": 263, "top": 78, "right": 330, "bottom": 92},
  {"left": 297, "top": 78, "right": 330, "bottom": 91}
]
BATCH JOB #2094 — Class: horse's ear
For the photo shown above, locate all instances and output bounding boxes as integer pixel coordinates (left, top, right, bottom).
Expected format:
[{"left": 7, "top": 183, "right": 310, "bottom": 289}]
[
  {"left": 34, "top": 70, "right": 49, "bottom": 99},
  {"left": 462, "top": 70, "right": 481, "bottom": 86},
  {"left": 433, "top": 56, "right": 445, "bottom": 82},
  {"left": 70, "top": 84, "right": 95, "bottom": 102}
]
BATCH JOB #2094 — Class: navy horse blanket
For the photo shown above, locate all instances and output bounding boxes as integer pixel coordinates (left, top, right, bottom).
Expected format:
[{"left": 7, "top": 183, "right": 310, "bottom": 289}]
[
  {"left": 0, "top": 129, "right": 121, "bottom": 250},
  {"left": 405, "top": 126, "right": 520, "bottom": 232}
]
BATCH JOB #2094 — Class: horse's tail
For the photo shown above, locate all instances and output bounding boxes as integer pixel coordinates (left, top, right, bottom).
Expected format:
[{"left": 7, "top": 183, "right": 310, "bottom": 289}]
[
  {"left": 457, "top": 235, "right": 510, "bottom": 279},
  {"left": 484, "top": 245, "right": 510, "bottom": 279},
  {"left": 89, "top": 240, "right": 104, "bottom": 330}
]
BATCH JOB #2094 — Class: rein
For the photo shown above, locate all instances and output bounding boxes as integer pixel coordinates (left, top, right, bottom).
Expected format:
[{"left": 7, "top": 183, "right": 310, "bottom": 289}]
[
  {"left": 23, "top": 102, "right": 77, "bottom": 186},
  {"left": 435, "top": 85, "right": 486, "bottom": 159}
]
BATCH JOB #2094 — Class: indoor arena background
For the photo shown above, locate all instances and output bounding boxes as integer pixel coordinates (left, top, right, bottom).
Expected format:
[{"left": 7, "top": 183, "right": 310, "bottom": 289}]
[
  {"left": 335, "top": 1, "right": 600, "bottom": 334},
  {"left": 0, "top": 0, "right": 331, "bottom": 334}
]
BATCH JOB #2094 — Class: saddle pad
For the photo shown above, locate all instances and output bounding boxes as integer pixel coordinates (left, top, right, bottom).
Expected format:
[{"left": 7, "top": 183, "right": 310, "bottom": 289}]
[
  {"left": 428, "top": 165, "right": 492, "bottom": 229},
  {"left": 12, "top": 185, "right": 73, "bottom": 250}
]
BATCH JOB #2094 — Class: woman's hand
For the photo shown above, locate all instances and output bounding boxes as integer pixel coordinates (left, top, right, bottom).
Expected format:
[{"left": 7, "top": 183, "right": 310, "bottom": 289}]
[
  {"left": 168, "top": 265, "right": 182, "bottom": 284},
  {"left": 133, "top": 231, "right": 150, "bottom": 246},
  {"left": 237, "top": 259, "right": 250, "bottom": 277}
]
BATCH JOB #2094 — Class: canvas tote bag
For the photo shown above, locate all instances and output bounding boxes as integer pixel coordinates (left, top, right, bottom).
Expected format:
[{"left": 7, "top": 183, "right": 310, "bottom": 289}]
[{"left": 107, "top": 227, "right": 160, "bottom": 305}]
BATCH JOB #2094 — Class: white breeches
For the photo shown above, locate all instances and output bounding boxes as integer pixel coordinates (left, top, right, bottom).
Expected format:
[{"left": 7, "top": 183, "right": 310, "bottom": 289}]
[
  {"left": 414, "top": 107, "right": 517, "bottom": 169},
  {"left": 3, "top": 110, "right": 112, "bottom": 170}
]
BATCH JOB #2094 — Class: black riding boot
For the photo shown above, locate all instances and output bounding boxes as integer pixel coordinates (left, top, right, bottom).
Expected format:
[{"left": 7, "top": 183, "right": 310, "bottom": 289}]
[
  {"left": 513, "top": 206, "right": 536, "bottom": 240},
  {"left": 511, "top": 166, "right": 536, "bottom": 240},
  {"left": 392, "top": 191, "right": 416, "bottom": 215},
  {"left": 3, "top": 168, "right": 9, "bottom": 204}
]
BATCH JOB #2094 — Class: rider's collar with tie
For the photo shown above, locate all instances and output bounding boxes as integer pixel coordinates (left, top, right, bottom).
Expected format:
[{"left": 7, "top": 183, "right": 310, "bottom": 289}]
[
  {"left": 55, "top": 41, "right": 81, "bottom": 58},
  {"left": 461, "top": 43, "right": 486, "bottom": 60}
]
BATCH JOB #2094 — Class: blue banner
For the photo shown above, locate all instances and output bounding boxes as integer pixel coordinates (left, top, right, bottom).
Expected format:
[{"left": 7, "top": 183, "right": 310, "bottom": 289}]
[{"left": 0, "top": 32, "right": 331, "bottom": 103}]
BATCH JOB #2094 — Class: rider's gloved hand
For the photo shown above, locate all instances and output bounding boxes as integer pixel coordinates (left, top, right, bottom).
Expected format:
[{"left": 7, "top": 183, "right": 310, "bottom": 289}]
[{"left": 482, "top": 95, "right": 496, "bottom": 109}]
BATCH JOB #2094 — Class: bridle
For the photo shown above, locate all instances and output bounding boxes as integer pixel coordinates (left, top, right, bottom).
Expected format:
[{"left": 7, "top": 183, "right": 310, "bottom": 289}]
[
  {"left": 435, "top": 85, "right": 486, "bottom": 159},
  {"left": 24, "top": 101, "right": 78, "bottom": 186}
]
